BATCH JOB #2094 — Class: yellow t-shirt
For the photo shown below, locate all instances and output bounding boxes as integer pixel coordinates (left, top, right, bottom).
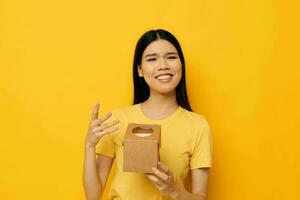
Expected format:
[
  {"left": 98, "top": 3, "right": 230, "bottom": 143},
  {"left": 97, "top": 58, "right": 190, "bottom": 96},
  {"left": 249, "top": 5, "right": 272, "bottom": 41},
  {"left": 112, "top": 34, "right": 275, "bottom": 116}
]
[{"left": 96, "top": 103, "right": 213, "bottom": 200}]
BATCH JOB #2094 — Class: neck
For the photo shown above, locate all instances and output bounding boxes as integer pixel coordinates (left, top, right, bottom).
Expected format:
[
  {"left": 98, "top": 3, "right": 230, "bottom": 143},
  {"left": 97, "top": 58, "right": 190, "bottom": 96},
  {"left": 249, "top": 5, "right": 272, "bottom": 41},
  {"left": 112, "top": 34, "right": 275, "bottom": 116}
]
[{"left": 141, "top": 90, "right": 179, "bottom": 113}]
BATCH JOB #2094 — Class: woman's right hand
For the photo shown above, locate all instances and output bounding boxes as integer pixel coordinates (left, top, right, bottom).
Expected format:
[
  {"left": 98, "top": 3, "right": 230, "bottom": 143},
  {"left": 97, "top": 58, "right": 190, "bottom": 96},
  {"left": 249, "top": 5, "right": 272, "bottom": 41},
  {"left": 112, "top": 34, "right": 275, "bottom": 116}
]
[{"left": 85, "top": 103, "right": 120, "bottom": 148}]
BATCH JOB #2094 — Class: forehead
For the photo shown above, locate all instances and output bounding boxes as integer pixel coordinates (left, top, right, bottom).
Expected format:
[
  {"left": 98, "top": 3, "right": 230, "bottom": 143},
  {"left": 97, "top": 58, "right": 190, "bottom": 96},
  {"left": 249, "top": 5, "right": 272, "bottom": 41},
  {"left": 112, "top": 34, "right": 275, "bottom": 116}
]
[{"left": 143, "top": 39, "right": 177, "bottom": 56}]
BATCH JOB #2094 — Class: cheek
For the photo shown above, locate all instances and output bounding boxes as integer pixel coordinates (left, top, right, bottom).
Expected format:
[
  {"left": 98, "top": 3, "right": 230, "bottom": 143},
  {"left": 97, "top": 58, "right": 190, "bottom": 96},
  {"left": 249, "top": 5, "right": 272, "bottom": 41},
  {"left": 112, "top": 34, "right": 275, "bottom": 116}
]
[
  {"left": 174, "top": 62, "right": 182, "bottom": 74},
  {"left": 141, "top": 64, "right": 155, "bottom": 76},
  {"left": 170, "top": 59, "right": 182, "bottom": 69},
  {"left": 174, "top": 66, "right": 183, "bottom": 82}
]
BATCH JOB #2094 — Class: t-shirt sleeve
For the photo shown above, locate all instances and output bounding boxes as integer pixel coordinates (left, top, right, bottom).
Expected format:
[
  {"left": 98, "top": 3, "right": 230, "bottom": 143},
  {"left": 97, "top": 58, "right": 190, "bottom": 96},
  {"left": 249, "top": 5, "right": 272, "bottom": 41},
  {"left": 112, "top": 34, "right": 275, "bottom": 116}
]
[
  {"left": 95, "top": 110, "right": 120, "bottom": 158},
  {"left": 190, "top": 117, "right": 213, "bottom": 169},
  {"left": 95, "top": 133, "right": 115, "bottom": 158}
]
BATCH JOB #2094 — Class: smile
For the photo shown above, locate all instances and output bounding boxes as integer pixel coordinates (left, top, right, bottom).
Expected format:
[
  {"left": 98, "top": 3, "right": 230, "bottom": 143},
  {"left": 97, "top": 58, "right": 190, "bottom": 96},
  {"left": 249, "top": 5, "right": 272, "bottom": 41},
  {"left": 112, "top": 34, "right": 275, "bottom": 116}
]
[{"left": 155, "top": 74, "right": 173, "bottom": 83}]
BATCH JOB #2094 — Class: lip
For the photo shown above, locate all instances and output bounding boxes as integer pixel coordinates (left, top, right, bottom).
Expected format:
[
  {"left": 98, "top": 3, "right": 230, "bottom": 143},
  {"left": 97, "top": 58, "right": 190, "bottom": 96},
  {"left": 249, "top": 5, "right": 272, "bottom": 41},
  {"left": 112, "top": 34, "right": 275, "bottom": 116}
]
[
  {"left": 155, "top": 75, "right": 173, "bottom": 83},
  {"left": 155, "top": 73, "right": 174, "bottom": 79}
]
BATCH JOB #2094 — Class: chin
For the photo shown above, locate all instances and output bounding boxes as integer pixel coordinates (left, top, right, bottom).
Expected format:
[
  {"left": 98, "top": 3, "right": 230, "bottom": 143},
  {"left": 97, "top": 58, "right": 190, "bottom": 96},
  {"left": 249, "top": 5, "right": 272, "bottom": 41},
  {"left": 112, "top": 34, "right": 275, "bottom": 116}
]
[
  {"left": 148, "top": 80, "right": 179, "bottom": 95},
  {"left": 155, "top": 87, "right": 177, "bottom": 95}
]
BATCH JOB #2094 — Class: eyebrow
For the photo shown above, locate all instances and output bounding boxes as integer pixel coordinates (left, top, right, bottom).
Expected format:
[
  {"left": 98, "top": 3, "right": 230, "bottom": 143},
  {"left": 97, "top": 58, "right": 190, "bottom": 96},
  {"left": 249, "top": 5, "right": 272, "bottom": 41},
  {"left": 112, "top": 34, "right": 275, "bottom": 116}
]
[{"left": 144, "top": 52, "right": 178, "bottom": 58}]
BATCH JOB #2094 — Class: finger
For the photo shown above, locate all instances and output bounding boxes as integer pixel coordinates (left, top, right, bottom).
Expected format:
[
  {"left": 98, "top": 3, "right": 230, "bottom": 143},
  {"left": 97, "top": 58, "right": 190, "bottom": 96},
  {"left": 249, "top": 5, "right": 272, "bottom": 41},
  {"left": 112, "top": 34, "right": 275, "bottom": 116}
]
[
  {"left": 98, "top": 112, "right": 113, "bottom": 124},
  {"left": 101, "top": 119, "right": 120, "bottom": 130},
  {"left": 91, "top": 103, "right": 100, "bottom": 120},
  {"left": 92, "top": 120, "right": 120, "bottom": 132},
  {"left": 91, "top": 112, "right": 113, "bottom": 127},
  {"left": 145, "top": 174, "right": 164, "bottom": 186},
  {"left": 96, "top": 126, "right": 119, "bottom": 137},
  {"left": 90, "top": 118, "right": 102, "bottom": 127},
  {"left": 145, "top": 173, "right": 165, "bottom": 189},
  {"left": 152, "top": 168, "right": 169, "bottom": 182},
  {"left": 158, "top": 162, "right": 172, "bottom": 176}
]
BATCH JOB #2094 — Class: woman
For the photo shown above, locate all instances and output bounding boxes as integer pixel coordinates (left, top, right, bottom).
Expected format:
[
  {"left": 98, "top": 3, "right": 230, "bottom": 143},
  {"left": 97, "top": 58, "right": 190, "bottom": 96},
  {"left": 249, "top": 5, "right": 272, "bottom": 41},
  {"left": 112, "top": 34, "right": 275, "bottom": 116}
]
[{"left": 83, "top": 29, "right": 213, "bottom": 200}]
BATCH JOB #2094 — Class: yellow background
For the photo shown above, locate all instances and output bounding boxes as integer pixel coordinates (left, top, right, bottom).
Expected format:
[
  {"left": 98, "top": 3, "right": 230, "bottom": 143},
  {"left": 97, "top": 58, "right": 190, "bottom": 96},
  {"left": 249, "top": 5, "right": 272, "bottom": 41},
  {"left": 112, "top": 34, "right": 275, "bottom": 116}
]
[{"left": 1, "top": 0, "right": 299, "bottom": 199}]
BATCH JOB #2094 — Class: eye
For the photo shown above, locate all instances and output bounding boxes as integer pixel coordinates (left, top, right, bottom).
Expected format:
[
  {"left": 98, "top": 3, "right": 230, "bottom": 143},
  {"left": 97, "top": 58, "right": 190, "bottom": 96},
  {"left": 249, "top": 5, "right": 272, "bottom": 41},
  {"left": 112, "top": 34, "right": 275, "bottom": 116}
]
[
  {"left": 147, "top": 58, "right": 156, "bottom": 62},
  {"left": 168, "top": 56, "right": 177, "bottom": 59}
]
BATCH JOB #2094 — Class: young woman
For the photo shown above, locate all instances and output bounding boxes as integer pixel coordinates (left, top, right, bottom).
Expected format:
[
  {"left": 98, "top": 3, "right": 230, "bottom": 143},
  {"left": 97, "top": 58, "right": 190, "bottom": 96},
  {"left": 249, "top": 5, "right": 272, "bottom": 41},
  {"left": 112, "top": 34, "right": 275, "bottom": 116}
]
[{"left": 83, "top": 29, "right": 213, "bottom": 200}]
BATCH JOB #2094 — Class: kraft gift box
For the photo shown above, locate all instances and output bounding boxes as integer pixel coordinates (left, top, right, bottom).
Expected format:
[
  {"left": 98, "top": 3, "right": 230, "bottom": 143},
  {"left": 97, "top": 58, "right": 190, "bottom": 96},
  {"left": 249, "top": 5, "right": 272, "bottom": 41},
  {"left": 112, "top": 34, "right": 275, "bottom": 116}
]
[{"left": 123, "top": 123, "right": 161, "bottom": 173}]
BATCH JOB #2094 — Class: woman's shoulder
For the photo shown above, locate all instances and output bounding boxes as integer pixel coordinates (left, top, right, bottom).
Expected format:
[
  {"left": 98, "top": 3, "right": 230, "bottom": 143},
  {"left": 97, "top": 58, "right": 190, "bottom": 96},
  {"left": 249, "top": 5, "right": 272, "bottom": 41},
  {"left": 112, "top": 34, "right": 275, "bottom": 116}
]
[{"left": 182, "top": 108, "right": 210, "bottom": 129}]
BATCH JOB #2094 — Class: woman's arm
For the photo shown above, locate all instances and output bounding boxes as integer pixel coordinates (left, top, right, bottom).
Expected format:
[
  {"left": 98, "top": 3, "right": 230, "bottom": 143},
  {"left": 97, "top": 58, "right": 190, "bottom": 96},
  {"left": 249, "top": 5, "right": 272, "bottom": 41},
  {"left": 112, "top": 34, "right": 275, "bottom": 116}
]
[
  {"left": 96, "top": 155, "right": 114, "bottom": 192},
  {"left": 145, "top": 162, "right": 209, "bottom": 200},
  {"left": 173, "top": 168, "right": 209, "bottom": 200},
  {"left": 83, "top": 145, "right": 101, "bottom": 200},
  {"left": 83, "top": 146, "right": 114, "bottom": 200},
  {"left": 83, "top": 103, "right": 119, "bottom": 200}
]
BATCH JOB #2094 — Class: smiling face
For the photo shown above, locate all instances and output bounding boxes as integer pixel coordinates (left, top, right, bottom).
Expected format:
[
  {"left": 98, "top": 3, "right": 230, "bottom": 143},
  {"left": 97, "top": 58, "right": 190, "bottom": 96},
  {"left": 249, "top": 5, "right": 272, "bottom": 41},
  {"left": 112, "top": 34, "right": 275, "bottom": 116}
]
[{"left": 138, "top": 39, "right": 182, "bottom": 95}]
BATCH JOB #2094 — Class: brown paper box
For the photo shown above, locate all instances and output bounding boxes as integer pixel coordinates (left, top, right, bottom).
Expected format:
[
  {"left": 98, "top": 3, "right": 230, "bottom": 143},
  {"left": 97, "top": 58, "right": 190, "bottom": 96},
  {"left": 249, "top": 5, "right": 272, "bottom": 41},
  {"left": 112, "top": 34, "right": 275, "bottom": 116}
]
[{"left": 123, "top": 123, "right": 161, "bottom": 173}]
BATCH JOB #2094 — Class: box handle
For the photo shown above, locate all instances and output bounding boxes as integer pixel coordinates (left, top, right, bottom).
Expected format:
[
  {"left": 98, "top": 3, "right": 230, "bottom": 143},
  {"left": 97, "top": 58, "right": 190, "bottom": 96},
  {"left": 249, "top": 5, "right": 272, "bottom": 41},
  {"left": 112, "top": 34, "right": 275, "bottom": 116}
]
[{"left": 132, "top": 126, "right": 153, "bottom": 137}]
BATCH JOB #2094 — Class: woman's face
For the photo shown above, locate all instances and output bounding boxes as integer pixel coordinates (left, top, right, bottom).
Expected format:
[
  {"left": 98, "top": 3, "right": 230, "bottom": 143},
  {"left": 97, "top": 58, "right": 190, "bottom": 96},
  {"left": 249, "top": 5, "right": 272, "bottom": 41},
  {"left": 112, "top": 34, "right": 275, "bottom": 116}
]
[{"left": 138, "top": 39, "right": 182, "bottom": 95}]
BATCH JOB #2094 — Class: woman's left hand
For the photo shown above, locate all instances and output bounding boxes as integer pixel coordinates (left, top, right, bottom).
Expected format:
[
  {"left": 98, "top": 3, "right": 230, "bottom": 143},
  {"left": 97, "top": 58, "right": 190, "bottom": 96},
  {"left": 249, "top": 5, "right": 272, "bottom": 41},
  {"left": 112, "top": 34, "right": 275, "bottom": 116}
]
[{"left": 145, "top": 161, "right": 180, "bottom": 199}]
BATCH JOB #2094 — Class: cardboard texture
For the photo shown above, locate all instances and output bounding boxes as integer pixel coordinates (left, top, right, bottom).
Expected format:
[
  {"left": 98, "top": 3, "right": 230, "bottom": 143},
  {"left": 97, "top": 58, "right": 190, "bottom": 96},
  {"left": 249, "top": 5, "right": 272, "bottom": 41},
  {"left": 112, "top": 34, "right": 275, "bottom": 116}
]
[{"left": 123, "top": 123, "right": 161, "bottom": 173}]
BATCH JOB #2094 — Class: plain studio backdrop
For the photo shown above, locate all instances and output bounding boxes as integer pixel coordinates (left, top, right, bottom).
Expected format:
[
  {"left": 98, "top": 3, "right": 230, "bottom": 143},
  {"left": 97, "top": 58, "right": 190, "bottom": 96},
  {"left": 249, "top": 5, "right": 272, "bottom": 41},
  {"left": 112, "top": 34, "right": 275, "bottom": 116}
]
[{"left": 0, "top": 0, "right": 299, "bottom": 199}]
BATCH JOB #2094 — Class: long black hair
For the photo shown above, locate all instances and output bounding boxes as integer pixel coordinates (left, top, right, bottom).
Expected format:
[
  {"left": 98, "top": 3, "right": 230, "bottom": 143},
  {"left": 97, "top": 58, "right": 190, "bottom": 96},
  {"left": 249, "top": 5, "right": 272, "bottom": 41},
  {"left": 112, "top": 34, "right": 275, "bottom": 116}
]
[{"left": 132, "top": 29, "right": 192, "bottom": 111}]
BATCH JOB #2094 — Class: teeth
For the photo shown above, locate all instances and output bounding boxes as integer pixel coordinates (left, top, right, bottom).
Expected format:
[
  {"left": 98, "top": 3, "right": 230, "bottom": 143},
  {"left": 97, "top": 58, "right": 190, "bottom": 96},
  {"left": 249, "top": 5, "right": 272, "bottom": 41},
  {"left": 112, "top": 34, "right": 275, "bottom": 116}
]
[{"left": 156, "top": 75, "right": 172, "bottom": 80}]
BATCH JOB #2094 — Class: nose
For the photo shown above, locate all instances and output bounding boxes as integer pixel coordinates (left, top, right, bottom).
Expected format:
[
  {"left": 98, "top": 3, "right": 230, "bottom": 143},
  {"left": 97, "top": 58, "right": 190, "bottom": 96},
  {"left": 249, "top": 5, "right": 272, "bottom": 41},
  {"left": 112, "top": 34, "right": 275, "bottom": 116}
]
[{"left": 158, "top": 58, "right": 170, "bottom": 71}]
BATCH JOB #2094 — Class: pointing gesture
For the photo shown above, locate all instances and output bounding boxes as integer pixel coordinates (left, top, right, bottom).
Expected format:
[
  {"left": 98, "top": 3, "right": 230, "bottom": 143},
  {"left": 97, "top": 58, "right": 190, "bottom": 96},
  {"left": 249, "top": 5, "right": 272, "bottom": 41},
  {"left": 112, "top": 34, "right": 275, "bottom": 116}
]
[{"left": 85, "top": 103, "right": 120, "bottom": 148}]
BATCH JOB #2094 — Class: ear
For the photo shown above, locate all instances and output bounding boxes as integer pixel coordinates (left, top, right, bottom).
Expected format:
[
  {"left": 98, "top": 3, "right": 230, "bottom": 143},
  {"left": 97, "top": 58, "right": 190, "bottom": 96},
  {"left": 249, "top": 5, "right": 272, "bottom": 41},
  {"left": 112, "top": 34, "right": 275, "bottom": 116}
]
[{"left": 137, "top": 65, "right": 143, "bottom": 77}]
